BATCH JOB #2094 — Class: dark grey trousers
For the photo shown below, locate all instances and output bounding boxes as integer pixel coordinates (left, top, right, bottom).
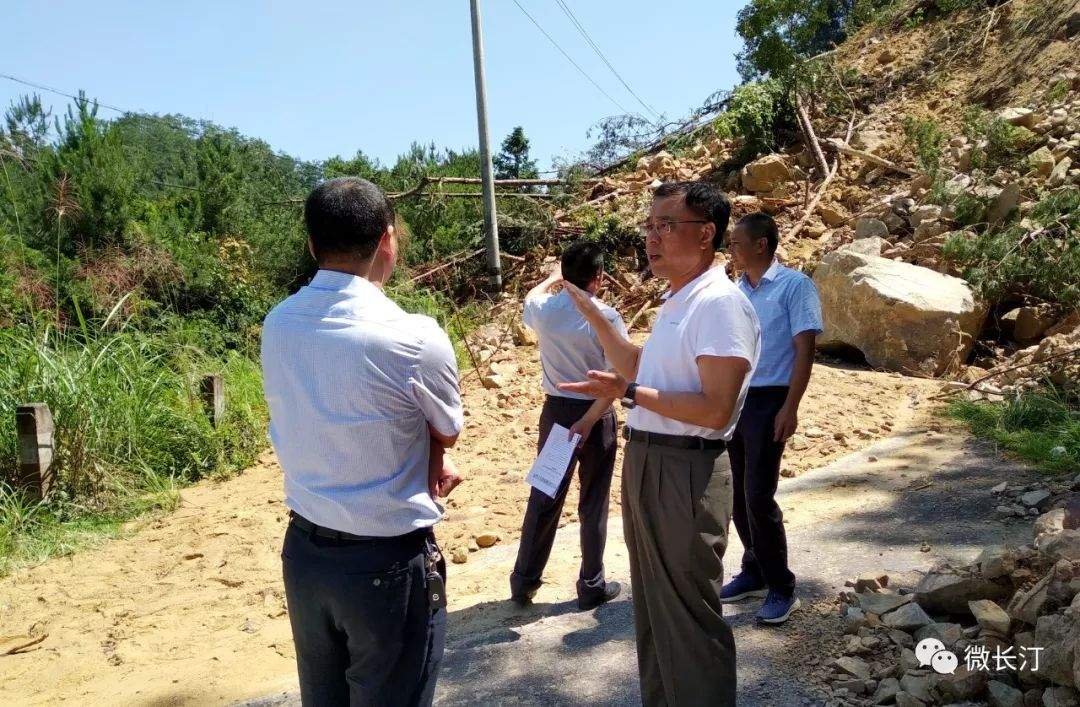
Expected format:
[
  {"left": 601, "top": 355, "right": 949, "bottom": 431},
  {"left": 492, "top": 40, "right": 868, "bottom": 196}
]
[
  {"left": 622, "top": 439, "right": 736, "bottom": 707},
  {"left": 281, "top": 521, "right": 446, "bottom": 707},
  {"left": 728, "top": 386, "right": 796, "bottom": 596},
  {"left": 511, "top": 395, "right": 617, "bottom": 601}
]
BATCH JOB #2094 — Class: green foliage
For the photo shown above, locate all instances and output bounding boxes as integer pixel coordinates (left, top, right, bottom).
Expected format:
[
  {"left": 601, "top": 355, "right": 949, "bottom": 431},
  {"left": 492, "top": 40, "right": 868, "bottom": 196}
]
[
  {"left": 942, "top": 189, "right": 1080, "bottom": 307},
  {"left": 493, "top": 127, "right": 538, "bottom": 180},
  {"left": 949, "top": 386, "right": 1079, "bottom": 474},
  {"left": 902, "top": 116, "right": 946, "bottom": 178},
  {"left": 962, "top": 108, "right": 1043, "bottom": 173},
  {"left": 1046, "top": 80, "right": 1070, "bottom": 105},
  {"left": 0, "top": 317, "right": 266, "bottom": 572},
  {"left": 933, "top": 0, "right": 983, "bottom": 15},
  {"left": 714, "top": 80, "right": 794, "bottom": 159},
  {"left": 0, "top": 93, "right": 518, "bottom": 569},
  {"left": 735, "top": 0, "right": 894, "bottom": 82}
]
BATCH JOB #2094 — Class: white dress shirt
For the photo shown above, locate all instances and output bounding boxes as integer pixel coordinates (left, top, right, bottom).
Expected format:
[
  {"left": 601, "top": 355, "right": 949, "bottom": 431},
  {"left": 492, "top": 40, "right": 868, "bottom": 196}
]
[
  {"left": 627, "top": 267, "right": 761, "bottom": 441},
  {"left": 261, "top": 270, "right": 463, "bottom": 537},
  {"left": 523, "top": 289, "right": 629, "bottom": 400}
]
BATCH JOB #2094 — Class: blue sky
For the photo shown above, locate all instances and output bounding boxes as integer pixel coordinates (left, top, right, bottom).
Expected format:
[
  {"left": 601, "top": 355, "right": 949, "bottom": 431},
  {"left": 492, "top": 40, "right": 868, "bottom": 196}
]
[{"left": 1, "top": 1, "right": 743, "bottom": 171}]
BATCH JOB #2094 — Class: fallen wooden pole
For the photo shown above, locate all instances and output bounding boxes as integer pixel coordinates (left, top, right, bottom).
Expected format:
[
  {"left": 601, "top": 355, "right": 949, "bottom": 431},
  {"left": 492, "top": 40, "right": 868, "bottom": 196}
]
[
  {"left": 415, "top": 192, "right": 554, "bottom": 199},
  {"left": 427, "top": 177, "right": 595, "bottom": 187},
  {"left": 796, "top": 94, "right": 831, "bottom": 179},
  {"left": 823, "top": 139, "right": 918, "bottom": 176},
  {"left": 408, "top": 249, "right": 485, "bottom": 284},
  {"left": 789, "top": 114, "right": 856, "bottom": 239}
]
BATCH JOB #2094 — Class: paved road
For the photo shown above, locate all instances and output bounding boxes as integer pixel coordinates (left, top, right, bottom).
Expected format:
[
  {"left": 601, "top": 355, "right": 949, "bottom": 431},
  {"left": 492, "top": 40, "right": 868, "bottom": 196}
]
[{"left": 244, "top": 428, "right": 1035, "bottom": 706}]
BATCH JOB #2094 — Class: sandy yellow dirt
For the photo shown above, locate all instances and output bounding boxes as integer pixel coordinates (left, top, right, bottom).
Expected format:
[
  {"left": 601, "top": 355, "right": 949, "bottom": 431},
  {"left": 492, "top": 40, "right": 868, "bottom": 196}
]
[{"left": 0, "top": 340, "right": 939, "bottom": 705}]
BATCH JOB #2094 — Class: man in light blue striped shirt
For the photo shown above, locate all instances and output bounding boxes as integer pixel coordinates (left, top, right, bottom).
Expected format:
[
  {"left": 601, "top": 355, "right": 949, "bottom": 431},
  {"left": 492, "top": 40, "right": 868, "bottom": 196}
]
[
  {"left": 262, "top": 177, "right": 462, "bottom": 706},
  {"left": 720, "top": 212, "right": 822, "bottom": 626}
]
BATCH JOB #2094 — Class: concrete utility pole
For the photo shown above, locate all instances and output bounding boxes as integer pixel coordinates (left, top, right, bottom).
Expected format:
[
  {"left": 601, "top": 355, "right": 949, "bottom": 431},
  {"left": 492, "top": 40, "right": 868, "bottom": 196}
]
[{"left": 469, "top": 0, "right": 502, "bottom": 290}]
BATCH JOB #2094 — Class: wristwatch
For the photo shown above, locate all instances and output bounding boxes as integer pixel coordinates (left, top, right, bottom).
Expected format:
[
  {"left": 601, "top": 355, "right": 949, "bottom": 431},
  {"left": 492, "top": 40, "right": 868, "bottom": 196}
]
[{"left": 621, "top": 382, "right": 639, "bottom": 409}]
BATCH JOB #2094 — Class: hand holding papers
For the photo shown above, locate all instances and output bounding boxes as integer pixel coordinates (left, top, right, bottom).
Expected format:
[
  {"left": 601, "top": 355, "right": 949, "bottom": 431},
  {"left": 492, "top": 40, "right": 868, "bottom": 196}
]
[{"left": 526, "top": 423, "right": 580, "bottom": 498}]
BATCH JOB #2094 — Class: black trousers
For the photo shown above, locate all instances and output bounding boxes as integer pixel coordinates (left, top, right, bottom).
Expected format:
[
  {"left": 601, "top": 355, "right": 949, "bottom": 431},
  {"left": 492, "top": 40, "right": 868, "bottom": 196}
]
[
  {"left": 281, "top": 519, "right": 446, "bottom": 707},
  {"left": 727, "top": 386, "right": 796, "bottom": 597},
  {"left": 510, "top": 395, "right": 617, "bottom": 600}
]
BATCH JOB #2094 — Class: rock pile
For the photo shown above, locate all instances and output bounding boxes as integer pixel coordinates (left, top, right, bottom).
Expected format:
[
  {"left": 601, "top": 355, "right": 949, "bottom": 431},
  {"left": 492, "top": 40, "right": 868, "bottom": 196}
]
[{"left": 821, "top": 497, "right": 1080, "bottom": 706}]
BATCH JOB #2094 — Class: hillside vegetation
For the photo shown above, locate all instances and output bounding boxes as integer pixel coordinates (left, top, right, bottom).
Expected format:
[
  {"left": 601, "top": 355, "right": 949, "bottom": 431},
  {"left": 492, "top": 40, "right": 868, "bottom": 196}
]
[{"left": 2, "top": 0, "right": 1078, "bottom": 571}]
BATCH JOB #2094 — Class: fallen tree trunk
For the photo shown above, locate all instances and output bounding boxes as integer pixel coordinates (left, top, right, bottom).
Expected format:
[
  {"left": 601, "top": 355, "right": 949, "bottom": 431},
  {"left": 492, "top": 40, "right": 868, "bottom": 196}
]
[{"left": 823, "top": 139, "right": 918, "bottom": 176}]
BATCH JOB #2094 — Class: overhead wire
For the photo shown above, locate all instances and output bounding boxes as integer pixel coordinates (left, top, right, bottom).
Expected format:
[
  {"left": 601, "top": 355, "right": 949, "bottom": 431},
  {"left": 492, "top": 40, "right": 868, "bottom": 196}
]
[
  {"left": 1, "top": 72, "right": 130, "bottom": 114},
  {"left": 551, "top": 0, "right": 661, "bottom": 121},
  {"left": 508, "top": 0, "right": 636, "bottom": 118}
]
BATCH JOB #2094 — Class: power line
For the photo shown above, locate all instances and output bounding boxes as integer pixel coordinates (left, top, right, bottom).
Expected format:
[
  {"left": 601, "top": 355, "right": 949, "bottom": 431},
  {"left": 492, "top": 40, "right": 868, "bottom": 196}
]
[
  {"left": 509, "top": 0, "right": 634, "bottom": 118},
  {"left": 551, "top": 0, "right": 661, "bottom": 121},
  {"left": 0, "top": 72, "right": 130, "bottom": 114}
]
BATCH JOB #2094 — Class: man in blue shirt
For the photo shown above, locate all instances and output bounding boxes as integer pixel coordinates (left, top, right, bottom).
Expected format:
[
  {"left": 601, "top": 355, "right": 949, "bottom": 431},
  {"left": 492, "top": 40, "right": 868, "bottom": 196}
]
[{"left": 719, "top": 212, "right": 822, "bottom": 625}]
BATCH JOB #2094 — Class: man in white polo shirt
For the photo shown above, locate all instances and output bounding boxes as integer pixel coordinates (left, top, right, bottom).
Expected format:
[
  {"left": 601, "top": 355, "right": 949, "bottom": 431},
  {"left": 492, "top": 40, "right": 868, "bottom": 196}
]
[
  {"left": 560, "top": 181, "right": 760, "bottom": 706},
  {"left": 261, "top": 177, "right": 463, "bottom": 706}
]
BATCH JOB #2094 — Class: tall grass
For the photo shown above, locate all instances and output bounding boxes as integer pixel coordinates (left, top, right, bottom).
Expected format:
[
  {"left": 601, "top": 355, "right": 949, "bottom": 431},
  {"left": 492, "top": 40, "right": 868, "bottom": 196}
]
[
  {"left": 0, "top": 317, "right": 267, "bottom": 574},
  {"left": 949, "top": 386, "right": 1080, "bottom": 474}
]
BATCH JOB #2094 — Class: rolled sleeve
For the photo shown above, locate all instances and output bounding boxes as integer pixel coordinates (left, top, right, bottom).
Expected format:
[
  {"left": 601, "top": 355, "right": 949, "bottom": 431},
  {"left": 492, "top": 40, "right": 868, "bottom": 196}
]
[
  {"left": 692, "top": 295, "right": 760, "bottom": 367},
  {"left": 787, "top": 276, "right": 823, "bottom": 338},
  {"left": 407, "top": 327, "right": 464, "bottom": 438}
]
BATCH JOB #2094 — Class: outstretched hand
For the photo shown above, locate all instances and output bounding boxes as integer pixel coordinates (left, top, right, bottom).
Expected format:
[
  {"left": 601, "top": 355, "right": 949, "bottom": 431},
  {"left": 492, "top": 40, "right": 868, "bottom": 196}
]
[
  {"left": 560, "top": 280, "right": 603, "bottom": 323},
  {"left": 559, "top": 370, "right": 628, "bottom": 400}
]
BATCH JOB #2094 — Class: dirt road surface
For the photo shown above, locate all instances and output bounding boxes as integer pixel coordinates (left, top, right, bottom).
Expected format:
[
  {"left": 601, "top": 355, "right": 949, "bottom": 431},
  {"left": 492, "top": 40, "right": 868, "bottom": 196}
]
[{"left": 0, "top": 347, "right": 947, "bottom": 705}]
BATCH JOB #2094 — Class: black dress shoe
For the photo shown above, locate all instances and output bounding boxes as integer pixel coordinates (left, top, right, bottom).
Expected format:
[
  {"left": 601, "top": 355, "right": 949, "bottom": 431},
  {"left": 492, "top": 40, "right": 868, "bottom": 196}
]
[
  {"left": 577, "top": 580, "right": 621, "bottom": 610},
  {"left": 510, "top": 586, "right": 538, "bottom": 607}
]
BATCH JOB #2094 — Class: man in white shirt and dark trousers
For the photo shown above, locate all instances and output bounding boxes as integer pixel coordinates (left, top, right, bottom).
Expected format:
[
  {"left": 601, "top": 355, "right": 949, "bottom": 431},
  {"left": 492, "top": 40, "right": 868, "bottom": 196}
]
[
  {"left": 561, "top": 182, "right": 760, "bottom": 706},
  {"left": 720, "top": 212, "right": 822, "bottom": 625},
  {"left": 511, "top": 241, "right": 627, "bottom": 610},
  {"left": 261, "top": 177, "right": 464, "bottom": 707}
]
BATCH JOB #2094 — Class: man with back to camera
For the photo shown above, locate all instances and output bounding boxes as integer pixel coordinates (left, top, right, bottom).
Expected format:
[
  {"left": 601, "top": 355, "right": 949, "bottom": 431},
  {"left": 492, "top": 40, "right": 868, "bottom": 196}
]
[
  {"left": 719, "top": 211, "right": 822, "bottom": 625},
  {"left": 261, "top": 177, "right": 464, "bottom": 706},
  {"left": 510, "top": 240, "right": 627, "bottom": 610},
  {"left": 559, "top": 181, "right": 760, "bottom": 706}
]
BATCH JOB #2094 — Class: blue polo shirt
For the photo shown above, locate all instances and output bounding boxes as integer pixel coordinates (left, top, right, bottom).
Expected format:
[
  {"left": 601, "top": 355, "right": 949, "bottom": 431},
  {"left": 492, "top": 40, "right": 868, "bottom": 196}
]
[{"left": 737, "top": 260, "right": 823, "bottom": 388}]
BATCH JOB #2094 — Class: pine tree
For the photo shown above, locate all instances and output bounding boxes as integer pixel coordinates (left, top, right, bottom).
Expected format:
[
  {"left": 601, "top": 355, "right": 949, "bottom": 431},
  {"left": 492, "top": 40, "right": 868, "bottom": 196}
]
[{"left": 493, "top": 127, "right": 538, "bottom": 180}]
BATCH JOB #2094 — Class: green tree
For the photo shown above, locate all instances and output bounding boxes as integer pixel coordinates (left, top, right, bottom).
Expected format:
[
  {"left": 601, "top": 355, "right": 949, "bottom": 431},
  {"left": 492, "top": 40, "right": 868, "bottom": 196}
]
[
  {"left": 493, "top": 127, "right": 538, "bottom": 180},
  {"left": 735, "top": 0, "right": 891, "bottom": 81}
]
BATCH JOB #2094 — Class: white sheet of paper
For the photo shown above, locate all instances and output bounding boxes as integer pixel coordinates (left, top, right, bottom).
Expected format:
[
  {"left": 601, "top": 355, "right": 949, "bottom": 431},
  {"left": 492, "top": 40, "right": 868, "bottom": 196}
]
[{"left": 526, "top": 423, "right": 581, "bottom": 498}]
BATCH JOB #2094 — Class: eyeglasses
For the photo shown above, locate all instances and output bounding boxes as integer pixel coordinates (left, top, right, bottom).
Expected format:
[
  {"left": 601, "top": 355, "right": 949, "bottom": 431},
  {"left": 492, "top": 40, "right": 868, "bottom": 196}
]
[{"left": 638, "top": 220, "right": 708, "bottom": 238}]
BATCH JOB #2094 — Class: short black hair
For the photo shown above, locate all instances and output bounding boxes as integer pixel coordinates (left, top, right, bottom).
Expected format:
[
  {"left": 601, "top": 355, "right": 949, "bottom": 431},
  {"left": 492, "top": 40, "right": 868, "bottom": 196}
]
[
  {"left": 735, "top": 212, "right": 779, "bottom": 255},
  {"left": 561, "top": 240, "right": 604, "bottom": 290},
  {"left": 304, "top": 177, "right": 395, "bottom": 263},
  {"left": 653, "top": 181, "right": 732, "bottom": 249}
]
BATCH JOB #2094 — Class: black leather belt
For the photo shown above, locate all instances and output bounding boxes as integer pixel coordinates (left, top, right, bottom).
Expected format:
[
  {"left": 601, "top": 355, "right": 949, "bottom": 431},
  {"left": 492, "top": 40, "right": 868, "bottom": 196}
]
[
  {"left": 622, "top": 426, "right": 726, "bottom": 450},
  {"left": 289, "top": 512, "right": 428, "bottom": 543}
]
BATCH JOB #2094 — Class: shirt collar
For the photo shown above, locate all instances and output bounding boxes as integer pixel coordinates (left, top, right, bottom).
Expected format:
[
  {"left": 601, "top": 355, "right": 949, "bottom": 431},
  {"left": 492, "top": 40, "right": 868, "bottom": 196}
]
[
  {"left": 663, "top": 266, "right": 723, "bottom": 303},
  {"left": 740, "top": 259, "right": 783, "bottom": 290},
  {"left": 309, "top": 269, "right": 387, "bottom": 299}
]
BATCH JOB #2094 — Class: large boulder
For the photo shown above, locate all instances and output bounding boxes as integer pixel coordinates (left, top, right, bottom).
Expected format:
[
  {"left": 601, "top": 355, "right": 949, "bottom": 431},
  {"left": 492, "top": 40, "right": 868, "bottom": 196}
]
[
  {"left": 813, "top": 250, "right": 987, "bottom": 376},
  {"left": 740, "top": 153, "right": 793, "bottom": 193}
]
